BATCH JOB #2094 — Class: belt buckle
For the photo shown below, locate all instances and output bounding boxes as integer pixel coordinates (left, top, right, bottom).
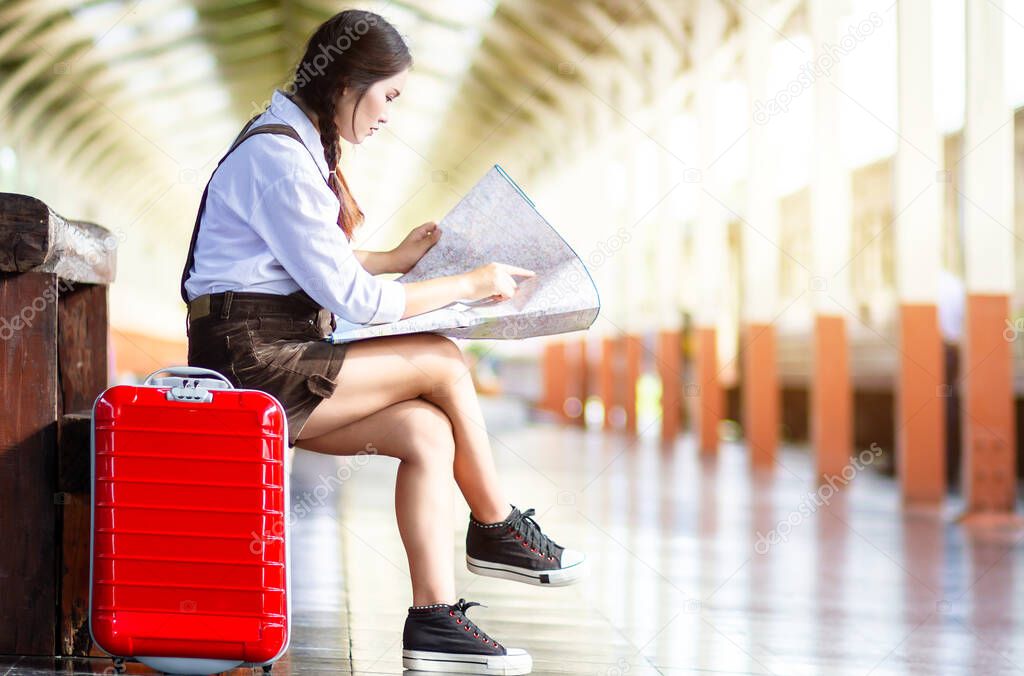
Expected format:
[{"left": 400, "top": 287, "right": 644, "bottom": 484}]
[{"left": 189, "top": 294, "right": 211, "bottom": 320}]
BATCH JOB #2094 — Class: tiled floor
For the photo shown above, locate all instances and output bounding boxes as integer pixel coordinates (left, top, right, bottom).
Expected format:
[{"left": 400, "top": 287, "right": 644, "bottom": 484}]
[{"left": 3, "top": 397, "right": 1023, "bottom": 675}]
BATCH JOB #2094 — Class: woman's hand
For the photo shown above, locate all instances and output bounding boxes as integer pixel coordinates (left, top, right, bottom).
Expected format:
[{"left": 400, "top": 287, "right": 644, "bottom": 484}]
[
  {"left": 389, "top": 221, "right": 440, "bottom": 274},
  {"left": 400, "top": 262, "right": 535, "bottom": 319},
  {"left": 461, "top": 262, "right": 536, "bottom": 302}
]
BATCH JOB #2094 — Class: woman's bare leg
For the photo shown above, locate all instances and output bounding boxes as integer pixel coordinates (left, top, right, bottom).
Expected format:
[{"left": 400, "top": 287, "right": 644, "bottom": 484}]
[
  {"left": 297, "top": 333, "right": 511, "bottom": 524},
  {"left": 298, "top": 398, "right": 456, "bottom": 605}
]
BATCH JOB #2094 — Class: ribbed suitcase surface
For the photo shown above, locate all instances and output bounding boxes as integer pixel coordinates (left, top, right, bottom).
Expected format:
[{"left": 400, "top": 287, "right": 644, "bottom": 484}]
[{"left": 90, "top": 369, "right": 290, "bottom": 669}]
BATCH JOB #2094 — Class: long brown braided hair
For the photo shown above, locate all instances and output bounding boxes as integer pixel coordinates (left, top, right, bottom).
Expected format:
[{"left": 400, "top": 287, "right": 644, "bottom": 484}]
[{"left": 290, "top": 10, "right": 412, "bottom": 240}]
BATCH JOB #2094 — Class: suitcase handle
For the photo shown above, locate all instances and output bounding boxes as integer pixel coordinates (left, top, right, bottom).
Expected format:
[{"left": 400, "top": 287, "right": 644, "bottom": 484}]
[
  {"left": 143, "top": 366, "right": 234, "bottom": 388},
  {"left": 143, "top": 366, "right": 234, "bottom": 402}
]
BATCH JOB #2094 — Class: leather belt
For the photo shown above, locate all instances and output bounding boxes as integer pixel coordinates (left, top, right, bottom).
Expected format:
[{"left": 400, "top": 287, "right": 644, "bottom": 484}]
[{"left": 186, "top": 290, "right": 335, "bottom": 336}]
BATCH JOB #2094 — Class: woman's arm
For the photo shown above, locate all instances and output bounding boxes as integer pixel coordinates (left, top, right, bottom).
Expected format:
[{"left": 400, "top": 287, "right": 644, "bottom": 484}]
[
  {"left": 353, "top": 249, "right": 396, "bottom": 275},
  {"left": 354, "top": 222, "right": 441, "bottom": 276},
  {"left": 350, "top": 225, "right": 534, "bottom": 321},
  {"left": 399, "top": 263, "right": 535, "bottom": 319}
]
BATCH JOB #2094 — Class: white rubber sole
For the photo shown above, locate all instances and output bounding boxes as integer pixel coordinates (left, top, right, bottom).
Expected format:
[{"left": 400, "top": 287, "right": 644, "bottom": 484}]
[
  {"left": 466, "top": 554, "right": 585, "bottom": 587},
  {"left": 402, "top": 647, "right": 532, "bottom": 674}
]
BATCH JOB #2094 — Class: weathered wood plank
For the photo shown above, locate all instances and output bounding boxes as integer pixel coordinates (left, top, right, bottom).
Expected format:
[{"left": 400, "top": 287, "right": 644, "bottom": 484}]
[
  {"left": 56, "top": 282, "right": 108, "bottom": 656},
  {"left": 57, "top": 283, "right": 108, "bottom": 414},
  {"left": 0, "top": 193, "right": 116, "bottom": 285},
  {"left": 0, "top": 271, "right": 59, "bottom": 655},
  {"left": 57, "top": 412, "right": 101, "bottom": 656}
]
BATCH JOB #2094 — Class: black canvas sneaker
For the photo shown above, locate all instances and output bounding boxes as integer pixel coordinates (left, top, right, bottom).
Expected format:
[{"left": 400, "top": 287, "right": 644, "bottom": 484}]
[
  {"left": 402, "top": 598, "right": 532, "bottom": 674},
  {"left": 466, "top": 506, "right": 586, "bottom": 586}
]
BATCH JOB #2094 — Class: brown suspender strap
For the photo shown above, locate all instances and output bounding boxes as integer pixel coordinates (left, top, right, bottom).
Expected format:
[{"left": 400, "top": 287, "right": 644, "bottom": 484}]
[{"left": 179, "top": 118, "right": 305, "bottom": 305}]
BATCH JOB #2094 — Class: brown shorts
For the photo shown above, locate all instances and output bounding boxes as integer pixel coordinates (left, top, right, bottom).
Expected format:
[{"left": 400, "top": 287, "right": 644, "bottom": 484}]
[{"left": 186, "top": 290, "right": 348, "bottom": 447}]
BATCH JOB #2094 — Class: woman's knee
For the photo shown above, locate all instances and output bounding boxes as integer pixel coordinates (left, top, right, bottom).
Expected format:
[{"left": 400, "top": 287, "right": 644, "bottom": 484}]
[
  {"left": 403, "top": 333, "right": 462, "bottom": 363},
  {"left": 406, "top": 334, "right": 468, "bottom": 385},
  {"left": 392, "top": 400, "right": 455, "bottom": 465}
]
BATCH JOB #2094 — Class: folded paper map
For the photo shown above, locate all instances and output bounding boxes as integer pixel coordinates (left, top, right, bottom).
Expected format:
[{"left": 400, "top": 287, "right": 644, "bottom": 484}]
[{"left": 326, "top": 165, "right": 601, "bottom": 343}]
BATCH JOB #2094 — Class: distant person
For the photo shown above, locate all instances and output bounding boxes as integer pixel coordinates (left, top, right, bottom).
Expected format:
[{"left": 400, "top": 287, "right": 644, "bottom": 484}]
[
  {"left": 180, "top": 10, "right": 583, "bottom": 673},
  {"left": 938, "top": 268, "right": 964, "bottom": 488}
]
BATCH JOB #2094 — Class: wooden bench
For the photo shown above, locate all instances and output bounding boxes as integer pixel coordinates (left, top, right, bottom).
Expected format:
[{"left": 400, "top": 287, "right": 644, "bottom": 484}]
[{"left": 0, "top": 193, "right": 115, "bottom": 657}]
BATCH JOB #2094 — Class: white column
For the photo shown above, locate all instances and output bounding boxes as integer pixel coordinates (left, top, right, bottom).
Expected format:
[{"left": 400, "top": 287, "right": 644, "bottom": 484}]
[
  {"left": 895, "top": 0, "right": 942, "bottom": 301},
  {"left": 744, "top": 2, "right": 781, "bottom": 323},
  {"left": 963, "top": 0, "right": 1014, "bottom": 294},
  {"left": 694, "top": 0, "right": 729, "bottom": 328},
  {"left": 631, "top": 140, "right": 660, "bottom": 332},
  {"left": 809, "top": 0, "right": 852, "bottom": 310},
  {"left": 571, "top": 150, "right": 606, "bottom": 337},
  {"left": 603, "top": 143, "right": 630, "bottom": 330},
  {"left": 671, "top": 112, "right": 700, "bottom": 319},
  {"left": 655, "top": 149, "right": 683, "bottom": 329}
]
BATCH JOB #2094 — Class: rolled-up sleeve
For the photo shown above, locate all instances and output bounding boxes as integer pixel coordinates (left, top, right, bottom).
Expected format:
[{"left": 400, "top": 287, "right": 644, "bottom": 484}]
[
  {"left": 368, "top": 277, "right": 406, "bottom": 324},
  {"left": 248, "top": 170, "right": 406, "bottom": 325}
]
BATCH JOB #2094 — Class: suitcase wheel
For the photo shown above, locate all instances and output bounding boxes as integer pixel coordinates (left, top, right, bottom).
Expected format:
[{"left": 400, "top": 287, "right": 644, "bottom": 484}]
[
  {"left": 261, "top": 665, "right": 273, "bottom": 674},
  {"left": 113, "top": 657, "right": 126, "bottom": 674}
]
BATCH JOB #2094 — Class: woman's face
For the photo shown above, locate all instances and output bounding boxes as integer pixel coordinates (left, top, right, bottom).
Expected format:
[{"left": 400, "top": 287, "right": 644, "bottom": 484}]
[{"left": 335, "top": 68, "right": 408, "bottom": 144}]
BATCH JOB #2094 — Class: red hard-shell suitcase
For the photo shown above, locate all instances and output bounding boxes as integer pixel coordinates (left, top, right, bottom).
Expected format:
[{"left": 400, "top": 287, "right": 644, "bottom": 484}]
[{"left": 89, "top": 366, "right": 291, "bottom": 675}]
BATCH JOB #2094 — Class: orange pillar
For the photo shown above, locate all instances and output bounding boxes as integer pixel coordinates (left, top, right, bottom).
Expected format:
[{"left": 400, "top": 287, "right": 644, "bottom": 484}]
[
  {"left": 897, "top": 305, "right": 945, "bottom": 503},
  {"left": 696, "top": 327, "right": 723, "bottom": 453},
  {"left": 575, "top": 337, "right": 590, "bottom": 425},
  {"left": 541, "top": 341, "right": 567, "bottom": 417},
  {"left": 562, "top": 338, "right": 587, "bottom": 425},
  {"left": 742, "top": 323, "right": 779, "bottom": 467},
  {"left": 962, "top": 294, "right": 1016, "bottom": 513},
  {"left": 623, "top": 334, "right": 641, "bottom": 434},
  {"left": 600, "top": 336, "right": 617, "bottom": 430},
  {"left": 812, "top": 316, "right": 852, "bottom": 478},
  {"left": 658, "top": 329, "right": 682, "bottom": 441},
  {"left": 599, "top": 335, "right": 639, "bottom": 433}
]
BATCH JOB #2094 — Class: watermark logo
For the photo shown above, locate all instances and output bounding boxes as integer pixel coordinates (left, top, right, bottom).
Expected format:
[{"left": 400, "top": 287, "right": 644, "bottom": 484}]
[
  {"left": 754, "top": 442, "right": 883, "bottom": 555},
  {"left": 248, "top": 444, "right": 378, "bottom": 555},
  {"left": 752, "top": 11, "right": 883, "bottom": 125},
  {"left": 0, "top": 228, "right": 124, "bottom": 342},
  {"left": 248, "top": 14, "right": 381, "bottom": 119},
  {"left": 1003, "top": 317, "right": 1023, "bottom": 343}
]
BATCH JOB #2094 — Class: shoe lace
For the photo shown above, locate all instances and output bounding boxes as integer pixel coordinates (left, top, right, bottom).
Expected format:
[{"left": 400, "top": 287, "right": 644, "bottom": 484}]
[
  {"left": 452, "top": 598, "right": 500, "bottom": 647},
  {"left": 508, "top": 506, "right": 560, "bottom": 557}
]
